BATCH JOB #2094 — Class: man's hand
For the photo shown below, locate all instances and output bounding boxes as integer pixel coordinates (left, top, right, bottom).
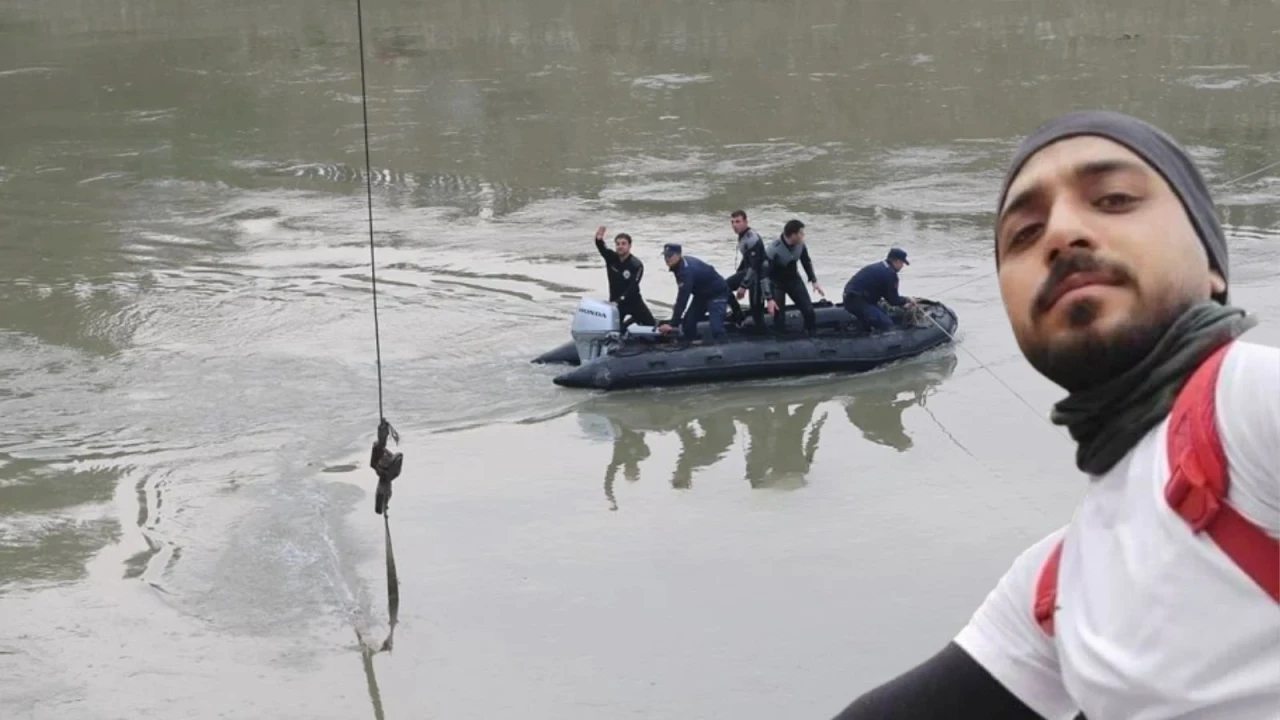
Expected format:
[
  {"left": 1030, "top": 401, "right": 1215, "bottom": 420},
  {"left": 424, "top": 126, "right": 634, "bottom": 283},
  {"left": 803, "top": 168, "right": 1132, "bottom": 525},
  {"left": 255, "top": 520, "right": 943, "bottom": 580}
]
[
  {"left": 736, "top": 287, "right": 747, "bottom": 300},
  {"left": 812, "top": 281, "right": 825, "bottom": 298},
  {"left": 767, "top": 299, "right": 779, "bottom": 314},
  {"left": 657, "top": 324, "right": 674, "bottom": 335},
  {"left": 595, "top": 225, "right": 606, "bottom": 241}
]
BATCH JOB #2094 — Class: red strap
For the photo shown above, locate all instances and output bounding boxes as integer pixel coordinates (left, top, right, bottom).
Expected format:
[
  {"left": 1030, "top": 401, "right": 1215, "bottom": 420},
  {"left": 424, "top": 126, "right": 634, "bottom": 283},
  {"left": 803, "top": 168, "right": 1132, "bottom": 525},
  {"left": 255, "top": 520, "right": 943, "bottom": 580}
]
[
  {"left": 1033, "top": 540, "right": 1064, "bottom": 636},
  {"left": 1033, "top": 341, "right": 1279, "bottom": 638},
  {"left": 1165, "top": 341, "right": 1280, "bottom": 602}
]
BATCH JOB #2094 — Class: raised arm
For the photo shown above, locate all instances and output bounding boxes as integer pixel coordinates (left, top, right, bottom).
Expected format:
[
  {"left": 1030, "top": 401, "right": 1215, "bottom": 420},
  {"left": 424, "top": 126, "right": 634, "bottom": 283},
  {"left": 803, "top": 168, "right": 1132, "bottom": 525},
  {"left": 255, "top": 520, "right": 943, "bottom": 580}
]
[{"left": 594, "top": 226, "right": 617, "bottom": 263}]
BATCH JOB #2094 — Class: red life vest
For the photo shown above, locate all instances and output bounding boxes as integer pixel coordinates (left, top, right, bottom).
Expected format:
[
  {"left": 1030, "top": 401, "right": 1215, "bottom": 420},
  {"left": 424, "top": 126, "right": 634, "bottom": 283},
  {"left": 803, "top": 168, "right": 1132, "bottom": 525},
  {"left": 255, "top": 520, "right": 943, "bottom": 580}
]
[{"left": 1033, "top": 341, "right": 1280, "bottom": 637}]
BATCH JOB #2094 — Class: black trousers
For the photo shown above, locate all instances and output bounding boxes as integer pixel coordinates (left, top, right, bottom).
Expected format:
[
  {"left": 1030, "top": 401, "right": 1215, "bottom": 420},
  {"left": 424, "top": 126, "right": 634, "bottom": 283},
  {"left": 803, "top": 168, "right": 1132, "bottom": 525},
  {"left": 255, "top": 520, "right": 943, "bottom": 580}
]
[
  {"left": 771, "top": 279, "right": 816, "bottom": 336},
  {"left": 725, "top": 271, "right": 765, "bottom": 331},
  {"left": 616, "top": 296, "right": 656, "bottom": 328}
]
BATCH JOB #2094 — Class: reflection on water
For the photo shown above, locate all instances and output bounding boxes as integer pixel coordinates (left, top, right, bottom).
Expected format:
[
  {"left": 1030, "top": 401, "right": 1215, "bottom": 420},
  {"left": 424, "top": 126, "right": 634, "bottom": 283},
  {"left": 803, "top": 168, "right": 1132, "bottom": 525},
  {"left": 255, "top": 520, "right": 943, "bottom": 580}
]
[
  {"left": 845, "top": 352, "right": 960, "bottom": 452},
  {"left": 579, "top": 352, "right": 959, "bottom": 510},
  {"left": 0, "top": 453, "right": 123, "bottom": 589},
  {"left": 741, "top": 400, "right": 827, "bottom": 491},
  {"left": 601, "top": 425, "right": 648, "bottom": 510}
]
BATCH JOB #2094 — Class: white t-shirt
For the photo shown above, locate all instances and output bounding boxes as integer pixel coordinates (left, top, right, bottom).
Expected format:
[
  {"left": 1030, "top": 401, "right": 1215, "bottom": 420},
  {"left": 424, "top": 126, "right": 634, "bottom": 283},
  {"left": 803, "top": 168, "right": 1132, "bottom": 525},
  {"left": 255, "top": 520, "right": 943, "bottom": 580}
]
[{"left": 954, "top": 340, "right": 1280, "bottom": 720}]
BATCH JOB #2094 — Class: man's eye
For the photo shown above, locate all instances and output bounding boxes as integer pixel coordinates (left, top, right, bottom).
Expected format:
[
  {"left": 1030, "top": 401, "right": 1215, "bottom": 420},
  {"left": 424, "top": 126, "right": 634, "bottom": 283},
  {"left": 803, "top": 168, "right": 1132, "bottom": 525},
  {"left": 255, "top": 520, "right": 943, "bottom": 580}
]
[
  {"left": 1008, "top": 223, "right": 1042, "bottom": 250},
  {"left": 1096, "top": 192, "right": 1138, "bottom": 210}
]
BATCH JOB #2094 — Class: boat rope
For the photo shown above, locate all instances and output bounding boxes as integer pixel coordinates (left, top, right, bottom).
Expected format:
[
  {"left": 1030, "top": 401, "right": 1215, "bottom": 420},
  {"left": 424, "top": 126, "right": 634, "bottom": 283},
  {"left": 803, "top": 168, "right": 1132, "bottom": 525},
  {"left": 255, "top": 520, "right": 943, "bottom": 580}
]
[
  {"left": 920, "top": 309, "right": 1070, "bottom": 440},
  {"left": 354, "top": 0, "right": 404, "bottom": 656},
  {"left": 1218, "top": 158, "right": 1280, "bottom": 189}
]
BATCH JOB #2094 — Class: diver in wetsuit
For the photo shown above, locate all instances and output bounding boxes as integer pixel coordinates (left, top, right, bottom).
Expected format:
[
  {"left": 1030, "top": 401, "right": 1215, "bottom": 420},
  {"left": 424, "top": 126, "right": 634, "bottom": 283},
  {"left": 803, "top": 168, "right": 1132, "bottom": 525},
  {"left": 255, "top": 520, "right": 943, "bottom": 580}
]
[
  {"left": 656, "top": 243, "right": 732, "bottom": 346},
  {"left": 725, "top": 209, "right": 767, "bottom": 332},
  {"left": 760, "top": 219, "right": 826, "bottom": 338},
  {"left": 594, "top": 225, "right": 656, "bottom": 328}
]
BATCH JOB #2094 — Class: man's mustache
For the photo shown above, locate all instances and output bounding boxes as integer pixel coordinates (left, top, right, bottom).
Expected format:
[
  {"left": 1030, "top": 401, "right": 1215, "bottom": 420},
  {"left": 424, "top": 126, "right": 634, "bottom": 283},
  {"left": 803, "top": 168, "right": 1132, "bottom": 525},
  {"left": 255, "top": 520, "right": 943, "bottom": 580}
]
[{"left": 1033, "top": 252, "right": 1134, "bottom": 316}]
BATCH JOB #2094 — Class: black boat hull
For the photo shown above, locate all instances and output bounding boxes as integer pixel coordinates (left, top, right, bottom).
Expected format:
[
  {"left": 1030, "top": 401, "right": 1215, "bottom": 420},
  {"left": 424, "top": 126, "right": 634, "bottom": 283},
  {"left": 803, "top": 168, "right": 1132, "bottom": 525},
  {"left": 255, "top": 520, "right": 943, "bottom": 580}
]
[
  {"left": 532, "top": 341, "right": 581, "bottom": 365},
  {"left": 549, "top": 299, "right": 959, "bottom": 391}
]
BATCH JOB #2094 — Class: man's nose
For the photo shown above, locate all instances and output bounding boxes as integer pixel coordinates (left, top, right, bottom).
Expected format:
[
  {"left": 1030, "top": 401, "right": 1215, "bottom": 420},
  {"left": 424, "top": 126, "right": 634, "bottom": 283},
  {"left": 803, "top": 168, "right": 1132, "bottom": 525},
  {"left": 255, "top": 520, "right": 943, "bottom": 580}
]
[{"left": 1041, "top": 199, "right": 1099, "bottom": 265}]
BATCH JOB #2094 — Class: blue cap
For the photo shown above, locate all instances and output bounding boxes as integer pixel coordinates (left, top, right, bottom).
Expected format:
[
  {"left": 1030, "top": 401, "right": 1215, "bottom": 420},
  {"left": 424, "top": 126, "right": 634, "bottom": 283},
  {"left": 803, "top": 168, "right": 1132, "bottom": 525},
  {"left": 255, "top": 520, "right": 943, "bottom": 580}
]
[
  {"left": 887, "top": 247, "right": 909, "bottom": 265},
  {"left": 662, "top": 243, "right": 682, "bottom": 258}
]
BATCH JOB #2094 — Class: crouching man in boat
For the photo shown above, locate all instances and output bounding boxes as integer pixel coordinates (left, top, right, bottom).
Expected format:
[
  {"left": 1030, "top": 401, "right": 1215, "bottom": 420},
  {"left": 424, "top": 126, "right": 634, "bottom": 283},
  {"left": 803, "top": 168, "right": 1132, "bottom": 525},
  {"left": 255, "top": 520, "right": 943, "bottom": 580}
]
[
  {"left": 761, "top": 219, "right": 826, "bottom": 338},
  {"left": 593, "top": 225, "right": 657, "bottom": 329},
  {"left": 725, "top": 209, "right": 767, "bottom": 332},
  {"left": 657, "top": 243, "right": 731, "bottom": 347},
  {"left": 830, "top": 110, "right": 1279, "bottom": 719},
  {"left": 841, "top": 248, "right": 914, "bottom": 333}
]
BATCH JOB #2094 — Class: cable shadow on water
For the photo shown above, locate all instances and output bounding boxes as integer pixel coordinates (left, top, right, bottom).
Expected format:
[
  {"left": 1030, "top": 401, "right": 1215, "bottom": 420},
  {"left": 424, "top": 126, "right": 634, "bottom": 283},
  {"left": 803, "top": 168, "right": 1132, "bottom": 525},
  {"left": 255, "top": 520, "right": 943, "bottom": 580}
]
[
  {"left": 575, "top": 351, "right": 961, "bottom": 510},
  {"left": 360, "top": 631, "right": 388, "bottom": 720}
]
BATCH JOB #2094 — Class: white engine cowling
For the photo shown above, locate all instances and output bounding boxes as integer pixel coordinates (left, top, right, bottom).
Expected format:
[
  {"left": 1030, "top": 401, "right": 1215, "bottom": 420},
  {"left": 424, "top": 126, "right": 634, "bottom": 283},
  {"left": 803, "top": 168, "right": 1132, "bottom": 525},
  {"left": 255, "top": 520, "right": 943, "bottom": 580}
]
[{"left": 571, "top": 297, "right": 621, "bottom": 363}]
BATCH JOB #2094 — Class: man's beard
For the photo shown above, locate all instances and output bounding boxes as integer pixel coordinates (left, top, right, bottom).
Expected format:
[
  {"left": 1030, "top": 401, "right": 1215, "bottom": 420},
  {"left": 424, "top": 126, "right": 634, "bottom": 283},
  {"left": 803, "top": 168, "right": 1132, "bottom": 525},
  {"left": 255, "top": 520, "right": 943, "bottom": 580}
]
[
  {"left": 1019, "top": 250, "right": 1191, "bottom": 393},
  {"left": 1022, "top": 295, "right": 1190, "bottom": 393}
]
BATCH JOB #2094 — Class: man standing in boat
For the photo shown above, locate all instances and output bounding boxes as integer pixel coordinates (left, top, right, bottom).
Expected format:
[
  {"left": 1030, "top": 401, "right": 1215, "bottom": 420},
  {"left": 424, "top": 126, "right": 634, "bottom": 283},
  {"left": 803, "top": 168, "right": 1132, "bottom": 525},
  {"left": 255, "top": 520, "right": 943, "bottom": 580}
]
[
  {"left": 657, "top": 243, "right": 732, "bottom": 346},
  {"left": 725, "top": 209, "right": 767, "bottom": 332},
  {"left": 760, "top": 219, "right": 825, "bottom": 338},
  {"left": 594, "top": 225, "right": 657, "bottom": 329},
  {"left": 841, "top": 248, "right": 915, "bottom": 333}
]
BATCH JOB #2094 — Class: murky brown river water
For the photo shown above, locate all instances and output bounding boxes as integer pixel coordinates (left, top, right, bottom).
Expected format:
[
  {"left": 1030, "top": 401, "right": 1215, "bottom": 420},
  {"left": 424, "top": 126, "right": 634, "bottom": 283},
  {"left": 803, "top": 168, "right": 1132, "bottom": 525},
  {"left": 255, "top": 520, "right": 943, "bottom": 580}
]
[{"left": 1, "top": 1, "right": 1278, "bottom": 717}]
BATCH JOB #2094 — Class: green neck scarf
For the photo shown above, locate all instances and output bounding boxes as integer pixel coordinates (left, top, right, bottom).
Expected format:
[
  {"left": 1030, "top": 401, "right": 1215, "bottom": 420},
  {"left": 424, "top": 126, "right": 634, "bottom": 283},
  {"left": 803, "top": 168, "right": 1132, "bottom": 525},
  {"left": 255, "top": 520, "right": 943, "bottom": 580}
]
[{"left": 1050, "top": 301, "right": 1257, "bottom": 476}]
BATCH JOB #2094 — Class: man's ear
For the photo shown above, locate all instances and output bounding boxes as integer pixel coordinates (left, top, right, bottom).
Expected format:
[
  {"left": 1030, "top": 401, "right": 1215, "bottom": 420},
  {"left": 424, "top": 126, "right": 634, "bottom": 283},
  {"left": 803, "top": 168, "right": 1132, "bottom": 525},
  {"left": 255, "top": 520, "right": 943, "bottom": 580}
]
[{"left": 1210, "top": 270, "right": 1226, "bottom": 297}]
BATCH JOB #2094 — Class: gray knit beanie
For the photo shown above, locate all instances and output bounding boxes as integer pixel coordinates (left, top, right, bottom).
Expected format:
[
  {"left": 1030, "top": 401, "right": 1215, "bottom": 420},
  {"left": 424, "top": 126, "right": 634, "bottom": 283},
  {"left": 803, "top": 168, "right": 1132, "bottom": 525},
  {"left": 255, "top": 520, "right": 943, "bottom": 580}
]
[{"left": 996, "top": 110, "right": 1228, "bottom": 303}]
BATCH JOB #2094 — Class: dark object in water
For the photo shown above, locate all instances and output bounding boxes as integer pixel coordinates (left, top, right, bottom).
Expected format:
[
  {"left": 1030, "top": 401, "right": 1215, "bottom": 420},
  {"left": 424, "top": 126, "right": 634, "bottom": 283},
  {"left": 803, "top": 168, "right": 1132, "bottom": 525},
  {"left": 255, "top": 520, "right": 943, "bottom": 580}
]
[{"left": 534, "top": 296, "right": 959, "bottom": 391}]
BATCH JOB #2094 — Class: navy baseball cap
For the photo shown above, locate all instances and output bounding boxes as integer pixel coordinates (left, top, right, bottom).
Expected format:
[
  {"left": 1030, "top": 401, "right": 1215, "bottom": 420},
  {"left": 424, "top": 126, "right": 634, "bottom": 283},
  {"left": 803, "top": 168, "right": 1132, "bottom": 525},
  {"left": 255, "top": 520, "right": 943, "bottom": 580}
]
[
  {"left": 888, "top": 247, "right": 909, "bottom": 265},
  {"left": 662, "top": 243, "right": 682, "bottom": 258}
]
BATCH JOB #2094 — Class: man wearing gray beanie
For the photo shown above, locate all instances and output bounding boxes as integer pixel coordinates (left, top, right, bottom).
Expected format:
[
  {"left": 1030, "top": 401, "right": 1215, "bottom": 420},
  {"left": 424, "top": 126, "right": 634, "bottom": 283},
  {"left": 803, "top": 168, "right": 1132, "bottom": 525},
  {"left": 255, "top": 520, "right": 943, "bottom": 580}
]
[{"left": 829, "top": 111, "right": 1278, "bottom": 719}]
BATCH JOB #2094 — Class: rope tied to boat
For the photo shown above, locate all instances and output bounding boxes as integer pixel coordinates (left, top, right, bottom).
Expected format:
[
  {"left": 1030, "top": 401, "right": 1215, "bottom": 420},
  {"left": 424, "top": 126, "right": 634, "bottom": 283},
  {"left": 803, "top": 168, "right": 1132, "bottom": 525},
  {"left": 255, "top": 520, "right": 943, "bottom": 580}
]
[{"left": 902, "top": 303, "right": 928, "bottom": 327}]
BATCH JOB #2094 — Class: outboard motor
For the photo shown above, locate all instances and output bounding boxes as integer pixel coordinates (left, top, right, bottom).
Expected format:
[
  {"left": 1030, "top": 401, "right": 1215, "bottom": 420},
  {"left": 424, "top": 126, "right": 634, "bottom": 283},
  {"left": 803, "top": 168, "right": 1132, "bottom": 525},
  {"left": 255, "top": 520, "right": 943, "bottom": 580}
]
[{"left": 570, "top": 297, "right": 622, "bottom": 364}]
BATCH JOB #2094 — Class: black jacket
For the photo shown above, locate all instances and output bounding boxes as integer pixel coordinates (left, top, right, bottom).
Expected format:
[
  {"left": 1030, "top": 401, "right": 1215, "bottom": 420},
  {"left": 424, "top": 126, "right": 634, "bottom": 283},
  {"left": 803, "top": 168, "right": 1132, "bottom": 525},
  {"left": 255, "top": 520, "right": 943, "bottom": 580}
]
[{"left": 595, "top": 238, "right": 645, "bottom": 303}]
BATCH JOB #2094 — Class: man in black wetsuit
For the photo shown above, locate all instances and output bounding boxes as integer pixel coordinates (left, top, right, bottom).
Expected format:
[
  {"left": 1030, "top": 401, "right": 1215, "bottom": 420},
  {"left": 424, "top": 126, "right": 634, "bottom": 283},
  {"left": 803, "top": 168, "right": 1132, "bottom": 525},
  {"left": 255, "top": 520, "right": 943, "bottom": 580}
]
[
  {"left": 593, "top": 225, "right": 656, "bottom": 328},
  {"left": 725, "top": 209, "right": 767, "bottom": 331},
  {"left": 760, "top": 219, "right": 826, "bottom": 338}
]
